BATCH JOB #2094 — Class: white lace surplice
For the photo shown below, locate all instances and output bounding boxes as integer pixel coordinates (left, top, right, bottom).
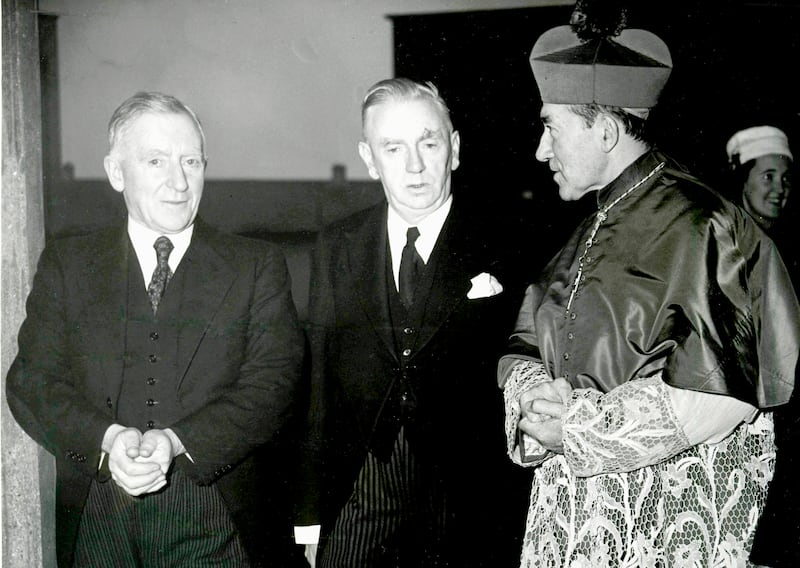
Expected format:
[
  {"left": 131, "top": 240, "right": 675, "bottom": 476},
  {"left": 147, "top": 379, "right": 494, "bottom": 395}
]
[{"left": 504, "top": 361, "right": 775, "bottom": 568}]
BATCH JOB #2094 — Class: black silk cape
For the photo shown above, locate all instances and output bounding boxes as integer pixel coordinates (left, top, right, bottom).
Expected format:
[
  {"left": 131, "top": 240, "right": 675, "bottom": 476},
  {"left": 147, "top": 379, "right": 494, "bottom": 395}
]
[{"left": 503, "top": 151, "right": 799, "bottom": 408}]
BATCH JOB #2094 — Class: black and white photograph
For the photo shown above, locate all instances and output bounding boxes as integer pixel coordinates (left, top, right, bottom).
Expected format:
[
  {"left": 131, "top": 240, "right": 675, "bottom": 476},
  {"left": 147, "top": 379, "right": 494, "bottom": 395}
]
[{"left": 3, "top": 1, "right": 800, "bottom": 567}]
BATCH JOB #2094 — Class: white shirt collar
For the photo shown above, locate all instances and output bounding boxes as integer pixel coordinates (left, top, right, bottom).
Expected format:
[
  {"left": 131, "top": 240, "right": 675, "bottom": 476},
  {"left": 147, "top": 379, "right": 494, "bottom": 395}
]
[
  {"left": 127, "top": 217, "right": 194, "bottom": 288},
  {"left": 386, "top": 195, "right": 452, "bottom": 291}
]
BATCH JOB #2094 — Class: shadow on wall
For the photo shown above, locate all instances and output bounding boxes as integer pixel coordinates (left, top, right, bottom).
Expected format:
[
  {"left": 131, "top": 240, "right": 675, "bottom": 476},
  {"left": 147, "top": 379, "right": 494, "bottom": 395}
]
[{"left": 44, "top": 165, "right": 384, "bottom": 321}]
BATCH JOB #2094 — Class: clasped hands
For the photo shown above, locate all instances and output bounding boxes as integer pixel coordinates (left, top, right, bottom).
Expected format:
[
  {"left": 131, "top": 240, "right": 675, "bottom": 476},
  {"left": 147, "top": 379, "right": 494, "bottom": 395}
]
[
  {"left": 518, "top": 378, "right": 573, "bottom": 453},
  {"left": 106, "top": 427, "right": 177, "bottom": 496}
]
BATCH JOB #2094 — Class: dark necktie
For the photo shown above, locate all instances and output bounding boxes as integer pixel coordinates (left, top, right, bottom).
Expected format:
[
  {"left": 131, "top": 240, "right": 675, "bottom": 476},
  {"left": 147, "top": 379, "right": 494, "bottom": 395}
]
[
  {"left": 399, "top": 227, "right": 423, "bottom": 309},
  {"left": 148, "top": 236, "right": 174, "bottom": 314}
]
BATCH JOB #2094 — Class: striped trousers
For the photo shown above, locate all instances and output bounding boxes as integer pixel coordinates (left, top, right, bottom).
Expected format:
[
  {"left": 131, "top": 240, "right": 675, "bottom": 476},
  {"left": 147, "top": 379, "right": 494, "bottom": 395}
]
[
  {"left": 319, "top": 428, "right": 449, "bottom": 568},
  {"left": 73, "top": 468, "right": 249, "bottom": 567}
]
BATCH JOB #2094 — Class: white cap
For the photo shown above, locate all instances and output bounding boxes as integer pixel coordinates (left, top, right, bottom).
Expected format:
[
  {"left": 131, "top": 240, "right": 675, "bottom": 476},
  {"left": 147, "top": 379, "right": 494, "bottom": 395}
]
[{"left": 726, "top": 125, "right": 793, "bottom": 165}]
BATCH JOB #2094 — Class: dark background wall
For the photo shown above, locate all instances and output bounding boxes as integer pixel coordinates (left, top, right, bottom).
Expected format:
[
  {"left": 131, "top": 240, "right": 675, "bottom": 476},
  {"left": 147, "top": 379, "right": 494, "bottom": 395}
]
[{"left": 391, "top": 1, "right": 800, "bottom": 266}]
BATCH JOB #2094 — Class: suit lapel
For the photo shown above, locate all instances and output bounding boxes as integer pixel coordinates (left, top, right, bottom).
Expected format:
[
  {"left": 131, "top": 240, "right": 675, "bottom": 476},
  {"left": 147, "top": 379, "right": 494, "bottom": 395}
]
[
  {"left": 85, "top": 225, "right": 131, "bottom": 400},
  {"left": 411, "top": 205, "right": 474, "bottom": 356},
  {"left": 173, "top": 222, "right": 236, "bottom": 389},
  {"left": 345, "top": 205, "right": 398, "bottom": 359}
]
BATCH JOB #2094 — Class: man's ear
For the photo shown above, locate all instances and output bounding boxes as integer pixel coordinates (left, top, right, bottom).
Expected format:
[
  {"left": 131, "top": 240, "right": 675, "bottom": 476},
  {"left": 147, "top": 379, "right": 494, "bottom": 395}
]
[
  {"left": 103, "top": 155, "right": 125, "bottom": 193},
  {"left": 598, "top": 114, "right": 620, "bottom": 153},
  {"left": 357, "top": 141, "right": 380, "bottom": 180},
  {"left": 450, "top": 130, "right": 461, "bottom": 171}
]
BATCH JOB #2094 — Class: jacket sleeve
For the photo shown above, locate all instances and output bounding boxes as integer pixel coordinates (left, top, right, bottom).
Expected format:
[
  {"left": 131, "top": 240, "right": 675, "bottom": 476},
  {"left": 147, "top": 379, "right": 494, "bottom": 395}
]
[
  {"left": 293, "top": 229, "right": 335, "bottom": 526},
  {"left": 6, "top": 243, "right": 111, "bottom": 477}
]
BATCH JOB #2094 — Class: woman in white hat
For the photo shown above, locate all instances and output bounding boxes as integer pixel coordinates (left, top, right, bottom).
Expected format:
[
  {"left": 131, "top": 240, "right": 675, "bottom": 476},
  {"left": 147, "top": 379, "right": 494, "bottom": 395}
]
[{"left": 726, "top": 125, "right": 794, "bottom": 234}]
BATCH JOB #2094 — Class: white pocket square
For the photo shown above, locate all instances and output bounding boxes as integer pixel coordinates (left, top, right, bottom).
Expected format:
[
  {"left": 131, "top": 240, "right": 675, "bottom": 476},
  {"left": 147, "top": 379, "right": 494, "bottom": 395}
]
[{"left": 467, "top": 272, "right": 503, "bottom": 299}]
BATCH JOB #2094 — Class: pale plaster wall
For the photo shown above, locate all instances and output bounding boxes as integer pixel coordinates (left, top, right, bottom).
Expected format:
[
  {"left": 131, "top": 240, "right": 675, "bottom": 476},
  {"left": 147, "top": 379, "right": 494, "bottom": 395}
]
[{"left": 38, "top": 0, "right": 569, "bottom": 180}]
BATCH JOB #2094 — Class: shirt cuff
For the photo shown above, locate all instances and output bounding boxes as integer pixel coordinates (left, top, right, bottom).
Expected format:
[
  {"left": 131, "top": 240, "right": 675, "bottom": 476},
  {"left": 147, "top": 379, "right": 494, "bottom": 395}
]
[
  {"left": 294, "top": 525, "right": 321, "bottom": 545},
  {"left": 164, "top": 428, "right": 194, "bottom": 463}
]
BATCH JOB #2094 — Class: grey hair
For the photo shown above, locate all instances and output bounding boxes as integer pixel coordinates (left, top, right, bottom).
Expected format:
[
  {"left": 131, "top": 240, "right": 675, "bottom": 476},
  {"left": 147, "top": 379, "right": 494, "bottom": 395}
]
[
  {"left": 107, "top": 91, "right": 207, "bottom": 161},
  {"left": 361, "top": 78, "right": 453, "bottom": 136},
  {"left": 567, "top": 103, "right": 650, "bottom": 144}
]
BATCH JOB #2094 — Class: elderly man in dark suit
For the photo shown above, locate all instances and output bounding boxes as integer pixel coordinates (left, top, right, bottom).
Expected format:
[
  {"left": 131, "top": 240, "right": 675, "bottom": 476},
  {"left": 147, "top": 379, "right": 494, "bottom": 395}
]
[
  {"left": 294, "top": 78, "right": 529, "bottom": 568},
  {"left": 6, "top": 91, "right": 305, "bottom": 567}
]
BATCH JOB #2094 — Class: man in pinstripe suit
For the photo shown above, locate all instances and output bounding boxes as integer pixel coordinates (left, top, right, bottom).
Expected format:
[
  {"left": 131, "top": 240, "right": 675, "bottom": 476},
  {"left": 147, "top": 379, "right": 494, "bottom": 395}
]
[
  {"left": 6, "top": 92, "right": 305, "bottom": 567},
  {"left": 294, "top": 78, "right": 530, "bottom": 567}
]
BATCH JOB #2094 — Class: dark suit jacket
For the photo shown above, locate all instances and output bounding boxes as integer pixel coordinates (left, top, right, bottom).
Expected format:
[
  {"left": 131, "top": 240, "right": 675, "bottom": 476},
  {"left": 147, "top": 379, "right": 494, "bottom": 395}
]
[
  {"left": 6, "top": 218, "right": 305, "bottom": 567},
  {"left": 296, "top": 200, "right": 530, "bottom": 566}
]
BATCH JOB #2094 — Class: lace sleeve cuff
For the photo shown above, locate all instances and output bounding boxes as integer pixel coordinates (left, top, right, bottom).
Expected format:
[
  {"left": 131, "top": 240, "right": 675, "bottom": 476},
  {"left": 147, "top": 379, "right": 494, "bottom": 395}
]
[
  {"left": 563, "top": 374, "right": 692, "bottom": 477},
  {"left": 503, "top": 360, "right": 552, "bottom": 467}
]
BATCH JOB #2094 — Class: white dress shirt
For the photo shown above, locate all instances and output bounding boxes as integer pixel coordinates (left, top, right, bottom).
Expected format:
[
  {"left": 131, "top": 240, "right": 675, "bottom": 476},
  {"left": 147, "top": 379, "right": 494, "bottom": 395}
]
[
  {"left": 386, "top": 195, "right": 452, "bottom": 291},
  {"left": 127, "top": 217, "right": 194, "bottom": 288}
]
